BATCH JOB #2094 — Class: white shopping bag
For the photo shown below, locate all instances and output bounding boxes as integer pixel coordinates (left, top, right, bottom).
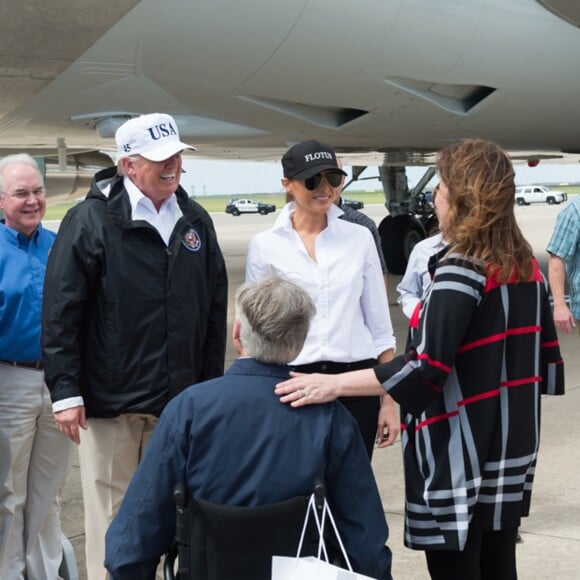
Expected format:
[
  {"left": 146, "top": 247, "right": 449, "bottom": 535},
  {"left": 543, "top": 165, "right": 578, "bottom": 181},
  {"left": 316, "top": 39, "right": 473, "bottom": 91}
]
[
  {"left": 272, "top": 555, "right": 375, "bottom": 579},
  {"left": 271, "top": 493, "right": 377, "bottom": 580}
]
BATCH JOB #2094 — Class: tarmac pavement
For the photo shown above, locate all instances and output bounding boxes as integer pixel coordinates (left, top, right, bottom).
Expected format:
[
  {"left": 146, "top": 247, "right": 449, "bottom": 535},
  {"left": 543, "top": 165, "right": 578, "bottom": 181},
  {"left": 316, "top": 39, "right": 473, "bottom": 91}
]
[{"left": 55, "top": 203, "right": 580, "bottom": 579}]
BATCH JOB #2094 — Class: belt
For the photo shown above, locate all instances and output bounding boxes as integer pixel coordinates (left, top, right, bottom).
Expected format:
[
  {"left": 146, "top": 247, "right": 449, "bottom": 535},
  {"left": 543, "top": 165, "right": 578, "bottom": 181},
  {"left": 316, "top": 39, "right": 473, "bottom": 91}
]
[
  {"left": 0, "top": 359, "right": 44, "bottom": 370},
  {"left": 290, "top": 359, "right": 377, "bottom": 375}
]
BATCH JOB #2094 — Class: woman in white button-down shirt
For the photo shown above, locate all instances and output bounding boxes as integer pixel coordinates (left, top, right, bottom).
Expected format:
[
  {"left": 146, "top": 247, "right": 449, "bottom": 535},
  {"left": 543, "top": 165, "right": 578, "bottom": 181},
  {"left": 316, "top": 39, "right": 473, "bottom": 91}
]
[{"left": 246, "top": 140, "right": 398, "bottom": 458}]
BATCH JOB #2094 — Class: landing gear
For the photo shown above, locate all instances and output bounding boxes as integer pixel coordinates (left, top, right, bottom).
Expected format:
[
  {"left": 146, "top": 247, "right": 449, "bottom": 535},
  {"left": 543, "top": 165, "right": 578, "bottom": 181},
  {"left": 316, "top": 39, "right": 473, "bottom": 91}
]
[
  {"left": 378, "top": 164, "right": 435, "bottom": 274},
  {"left": 378, "top": 215, "right": 426, "bottom": 275},
  {"left": 347, "top": 163, "right": 436, "bottom": 274}
]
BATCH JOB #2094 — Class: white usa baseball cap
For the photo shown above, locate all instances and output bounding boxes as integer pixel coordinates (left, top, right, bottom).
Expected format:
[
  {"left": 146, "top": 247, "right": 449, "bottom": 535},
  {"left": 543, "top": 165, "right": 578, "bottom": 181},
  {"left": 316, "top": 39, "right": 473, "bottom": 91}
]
[{"left": 115, "top": 113, "right": 196, "bottom": 162}]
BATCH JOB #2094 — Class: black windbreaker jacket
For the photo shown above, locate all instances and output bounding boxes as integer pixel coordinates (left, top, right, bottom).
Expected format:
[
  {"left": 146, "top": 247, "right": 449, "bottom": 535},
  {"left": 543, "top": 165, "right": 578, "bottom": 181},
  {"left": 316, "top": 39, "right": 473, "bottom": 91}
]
[{"left": 42, "top": 167, "right": 228, "bottom": 418}]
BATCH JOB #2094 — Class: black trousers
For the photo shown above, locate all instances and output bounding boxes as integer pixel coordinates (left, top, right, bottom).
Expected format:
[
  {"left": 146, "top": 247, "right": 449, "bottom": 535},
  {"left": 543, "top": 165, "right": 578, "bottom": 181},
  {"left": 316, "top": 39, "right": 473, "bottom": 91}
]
[
  {"left": 425, "top": 526, "right": 519, "bottom": 580},
  {"left": 290, "top": 359, "right": 379, "bottom": 460}
]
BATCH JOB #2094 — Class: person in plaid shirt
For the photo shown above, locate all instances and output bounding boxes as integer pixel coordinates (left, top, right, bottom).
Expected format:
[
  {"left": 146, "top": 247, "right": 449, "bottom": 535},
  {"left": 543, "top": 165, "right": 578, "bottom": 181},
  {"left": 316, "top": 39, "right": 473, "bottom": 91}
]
[{"left": 547, "top": 195, "right": 580, "bottom": 335}]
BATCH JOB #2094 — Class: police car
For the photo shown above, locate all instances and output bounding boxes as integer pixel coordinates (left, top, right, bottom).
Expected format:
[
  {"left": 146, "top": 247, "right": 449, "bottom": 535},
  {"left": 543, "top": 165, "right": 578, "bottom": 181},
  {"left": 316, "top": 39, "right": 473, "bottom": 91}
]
[{"left": 225, "top": 199, "right": 276, "bottom": 216}]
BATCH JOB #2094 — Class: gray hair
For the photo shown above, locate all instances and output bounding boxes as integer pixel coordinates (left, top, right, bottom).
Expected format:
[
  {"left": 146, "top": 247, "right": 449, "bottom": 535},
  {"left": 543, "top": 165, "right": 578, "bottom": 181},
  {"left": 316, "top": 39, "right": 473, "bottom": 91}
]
[
  {"left": 116, "top": 155, "right": 140, "bottom": 176},
  {"left": 235, "top": 276, "right": 315, "bottom": 364},
  {"left": 0, "top": 154, "right": 43, "bottom": 197}
]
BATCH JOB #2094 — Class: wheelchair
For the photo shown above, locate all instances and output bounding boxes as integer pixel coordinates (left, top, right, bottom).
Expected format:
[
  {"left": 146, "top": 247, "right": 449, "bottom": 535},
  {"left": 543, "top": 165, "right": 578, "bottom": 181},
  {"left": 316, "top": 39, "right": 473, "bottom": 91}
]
[{"left": 163, "top": 482, "right": 326, "bottom": 580}]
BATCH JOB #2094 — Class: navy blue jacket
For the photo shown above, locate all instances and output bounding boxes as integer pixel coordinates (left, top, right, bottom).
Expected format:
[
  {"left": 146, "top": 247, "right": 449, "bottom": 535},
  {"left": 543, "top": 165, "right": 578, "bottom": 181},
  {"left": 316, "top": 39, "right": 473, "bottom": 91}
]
[{"left": 105, "top": 358, "right": 392, "bottom": 579}]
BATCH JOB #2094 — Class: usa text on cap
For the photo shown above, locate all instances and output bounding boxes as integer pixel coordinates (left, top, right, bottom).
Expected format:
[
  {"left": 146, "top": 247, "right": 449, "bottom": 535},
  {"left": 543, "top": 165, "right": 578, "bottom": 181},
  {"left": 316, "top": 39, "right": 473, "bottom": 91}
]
[{"left": 115, "top": 113, "right": 196, "bottom": 162}]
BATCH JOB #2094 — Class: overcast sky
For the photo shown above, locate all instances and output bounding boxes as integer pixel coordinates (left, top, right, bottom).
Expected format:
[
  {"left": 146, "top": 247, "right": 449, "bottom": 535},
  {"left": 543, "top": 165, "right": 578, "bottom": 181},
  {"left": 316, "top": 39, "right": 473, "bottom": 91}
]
[{"left": 181, "top": 159, "right": 580, "bottom": 197}]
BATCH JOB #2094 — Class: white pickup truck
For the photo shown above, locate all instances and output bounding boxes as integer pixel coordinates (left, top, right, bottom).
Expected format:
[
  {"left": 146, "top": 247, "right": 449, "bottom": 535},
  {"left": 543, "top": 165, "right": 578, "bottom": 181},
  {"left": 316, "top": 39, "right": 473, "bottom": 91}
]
[{"left": 515, "top": 185, "right": 567, "bottom": 205}]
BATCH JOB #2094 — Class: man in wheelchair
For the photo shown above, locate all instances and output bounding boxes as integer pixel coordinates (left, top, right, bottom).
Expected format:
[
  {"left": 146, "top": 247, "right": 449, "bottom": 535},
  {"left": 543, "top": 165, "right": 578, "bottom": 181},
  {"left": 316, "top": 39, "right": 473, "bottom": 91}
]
[{"left": 105, "top": 276, "right": 392, "bottom": 579}]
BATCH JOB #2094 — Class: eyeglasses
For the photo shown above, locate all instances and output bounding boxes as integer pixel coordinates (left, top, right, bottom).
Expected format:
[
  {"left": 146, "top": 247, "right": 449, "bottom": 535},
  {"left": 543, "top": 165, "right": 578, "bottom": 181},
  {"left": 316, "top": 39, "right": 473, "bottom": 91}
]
[
  {"left": 304, "top": 171, "right": 343, "bottom": 191},
  {"left": 3, "top": 187, "right": 46, "bottom": 200}
]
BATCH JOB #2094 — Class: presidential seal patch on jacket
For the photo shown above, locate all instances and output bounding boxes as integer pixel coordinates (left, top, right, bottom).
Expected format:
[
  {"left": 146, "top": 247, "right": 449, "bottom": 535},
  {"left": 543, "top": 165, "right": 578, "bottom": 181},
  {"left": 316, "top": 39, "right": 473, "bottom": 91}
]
[{"left": 182, "top": 228, "right": 201, "bottom": 252}]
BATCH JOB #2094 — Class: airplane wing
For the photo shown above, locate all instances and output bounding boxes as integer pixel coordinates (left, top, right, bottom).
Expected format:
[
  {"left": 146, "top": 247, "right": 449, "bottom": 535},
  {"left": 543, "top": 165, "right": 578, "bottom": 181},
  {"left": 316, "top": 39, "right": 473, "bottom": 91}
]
[
  {"left": 2, "top": 0, "right": 580, "bottom": 270},
  {"left": 3, "top": 0, "right": 580, "bottom": 160}
]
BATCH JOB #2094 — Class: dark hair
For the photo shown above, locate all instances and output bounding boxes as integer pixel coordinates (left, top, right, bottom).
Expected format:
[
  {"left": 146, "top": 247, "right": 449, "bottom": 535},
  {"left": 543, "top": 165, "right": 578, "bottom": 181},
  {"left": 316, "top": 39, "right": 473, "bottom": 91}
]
[{"left": 436, "top": 138, "right": 533, "bottom": 282}]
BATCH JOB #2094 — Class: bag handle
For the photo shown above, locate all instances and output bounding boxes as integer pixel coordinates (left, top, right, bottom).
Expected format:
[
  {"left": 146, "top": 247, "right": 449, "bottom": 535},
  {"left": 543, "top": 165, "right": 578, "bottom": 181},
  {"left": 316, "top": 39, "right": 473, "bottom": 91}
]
[
  {"left": 318, "top": 497, "right": 353, "bottom": 571},
  {"left": 295, "top": 493, "right": 353, "bottom": 572},
  {"left": 296, "top": 494, "right": 329, "bottom": 562}
]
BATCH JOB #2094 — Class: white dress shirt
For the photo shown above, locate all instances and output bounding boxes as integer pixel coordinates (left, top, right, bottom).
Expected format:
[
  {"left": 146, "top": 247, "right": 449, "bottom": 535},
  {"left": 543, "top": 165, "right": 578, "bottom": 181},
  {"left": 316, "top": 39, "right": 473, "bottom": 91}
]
[
  {"left": 125, "top": 177, "right": 183, "bottom": 245},
  {"left": 245, "top": 203, "right": 396, "bottom": 365},
  {"left": 396, "top": 232, "right": 447, "bottom": 319}
]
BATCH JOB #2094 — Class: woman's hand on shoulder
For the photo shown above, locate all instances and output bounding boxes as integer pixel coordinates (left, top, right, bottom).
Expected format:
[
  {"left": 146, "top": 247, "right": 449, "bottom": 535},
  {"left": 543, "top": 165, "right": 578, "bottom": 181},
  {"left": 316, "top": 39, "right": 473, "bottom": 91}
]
[{"left": 275, "top": 372, "right": 339, "bottom": 407}]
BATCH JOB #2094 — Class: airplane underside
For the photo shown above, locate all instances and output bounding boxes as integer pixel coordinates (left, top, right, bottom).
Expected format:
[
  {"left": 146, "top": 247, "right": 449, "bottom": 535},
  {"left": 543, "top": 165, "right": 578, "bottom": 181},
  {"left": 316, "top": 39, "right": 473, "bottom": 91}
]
[
  {"left": 3, "top": 0, "right": 580, "bottom": 273},
  {"left": 347, "top": 165, "right": 438, "bottom": 274}
]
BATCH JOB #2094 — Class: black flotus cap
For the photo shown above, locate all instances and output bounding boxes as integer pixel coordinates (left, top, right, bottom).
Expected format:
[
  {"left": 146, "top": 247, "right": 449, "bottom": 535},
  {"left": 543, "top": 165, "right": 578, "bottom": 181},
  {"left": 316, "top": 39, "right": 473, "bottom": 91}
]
[{"left": 281, "top": 140, "right": 347, "bottom": 180}]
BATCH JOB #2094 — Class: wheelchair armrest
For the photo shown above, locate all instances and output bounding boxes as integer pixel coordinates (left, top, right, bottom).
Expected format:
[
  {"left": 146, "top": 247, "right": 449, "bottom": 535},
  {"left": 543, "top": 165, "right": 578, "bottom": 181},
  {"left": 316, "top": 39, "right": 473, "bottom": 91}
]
[
  {"left": 314, "top": 479, "right": 325, "bottom": 511},
  {"left": 174, "top": 482, "right": 187, "bottom": 507}
]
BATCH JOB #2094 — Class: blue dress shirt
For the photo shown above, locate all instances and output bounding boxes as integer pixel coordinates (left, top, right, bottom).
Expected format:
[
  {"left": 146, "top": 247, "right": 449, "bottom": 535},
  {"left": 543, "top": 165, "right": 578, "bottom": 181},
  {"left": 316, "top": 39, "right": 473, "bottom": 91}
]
[{"left": 0, "top": 222, "right": 55, "bottom": 361}]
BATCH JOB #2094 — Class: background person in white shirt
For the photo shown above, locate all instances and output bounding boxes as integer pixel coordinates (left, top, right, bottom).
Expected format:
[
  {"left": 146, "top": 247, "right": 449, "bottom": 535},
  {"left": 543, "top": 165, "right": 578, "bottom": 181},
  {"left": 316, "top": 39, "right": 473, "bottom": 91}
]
[
  {"left": 245, "top": 140, "right": 398, "bottom": 458},
  {"left": 397, "top": 186, "right": 447, "bottom": 319},
  {"left": 397, "top": 232, "right": 447, "bottom": 318}
]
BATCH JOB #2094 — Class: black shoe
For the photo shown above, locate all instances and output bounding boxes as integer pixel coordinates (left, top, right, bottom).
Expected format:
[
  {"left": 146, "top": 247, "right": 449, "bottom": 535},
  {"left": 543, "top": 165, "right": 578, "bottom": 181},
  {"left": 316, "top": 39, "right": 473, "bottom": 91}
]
[{"left": 516, "top": 532, "right": 523, "bottom": 543}]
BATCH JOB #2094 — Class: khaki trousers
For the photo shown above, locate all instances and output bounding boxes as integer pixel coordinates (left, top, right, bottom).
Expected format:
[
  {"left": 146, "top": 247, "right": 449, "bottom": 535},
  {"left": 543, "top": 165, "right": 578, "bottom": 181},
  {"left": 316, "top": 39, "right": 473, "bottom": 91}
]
[
  {"left": 78, "top": 413, "right": 158, "bottom": 580},
  {"left": 0, "top": 364, "right": 73, "bottom": 580}
]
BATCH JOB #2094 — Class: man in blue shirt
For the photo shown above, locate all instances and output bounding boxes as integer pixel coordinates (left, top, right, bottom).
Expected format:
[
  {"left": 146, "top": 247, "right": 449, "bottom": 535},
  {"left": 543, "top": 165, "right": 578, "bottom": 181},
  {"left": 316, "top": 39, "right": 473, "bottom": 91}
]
[
  {"left": 547, "top": 196, "right": 580, "bottom": 336},
  {"left": 105, "top": 277, "right": 392, "bottom": 580},
  {"left": 0, "top": 154, "right": 73, "bottom": 579}
]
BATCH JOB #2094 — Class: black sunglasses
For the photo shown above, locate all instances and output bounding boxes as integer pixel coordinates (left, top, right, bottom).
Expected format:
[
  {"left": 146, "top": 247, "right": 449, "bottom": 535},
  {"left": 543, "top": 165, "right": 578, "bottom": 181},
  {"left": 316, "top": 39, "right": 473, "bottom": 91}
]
[{"left": 304, "top": 171, "right": 343, "bottom": 191}]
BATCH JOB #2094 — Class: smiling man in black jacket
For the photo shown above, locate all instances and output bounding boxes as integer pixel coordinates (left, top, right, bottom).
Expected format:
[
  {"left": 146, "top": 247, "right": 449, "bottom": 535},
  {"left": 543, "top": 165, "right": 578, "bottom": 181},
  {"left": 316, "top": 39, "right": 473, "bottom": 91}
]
[{"left": 42, "top": 113, "right": 228, "bottom": 580}]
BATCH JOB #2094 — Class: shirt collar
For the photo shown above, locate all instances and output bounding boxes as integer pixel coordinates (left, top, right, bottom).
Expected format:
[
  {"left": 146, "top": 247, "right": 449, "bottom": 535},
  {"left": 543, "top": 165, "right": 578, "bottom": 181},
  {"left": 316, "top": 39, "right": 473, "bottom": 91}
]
[
  {"left": 0, "top": 220, "right": 41, "bottom": 245},
  {"left": 273, "top": 201, "right": 344, "bottom": 232},
  {"left": 432, "top": 232, "right": 447, "bottom": 250},
  {"left": 123, "top": 176, "right": 177, "bottom": 218}
]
